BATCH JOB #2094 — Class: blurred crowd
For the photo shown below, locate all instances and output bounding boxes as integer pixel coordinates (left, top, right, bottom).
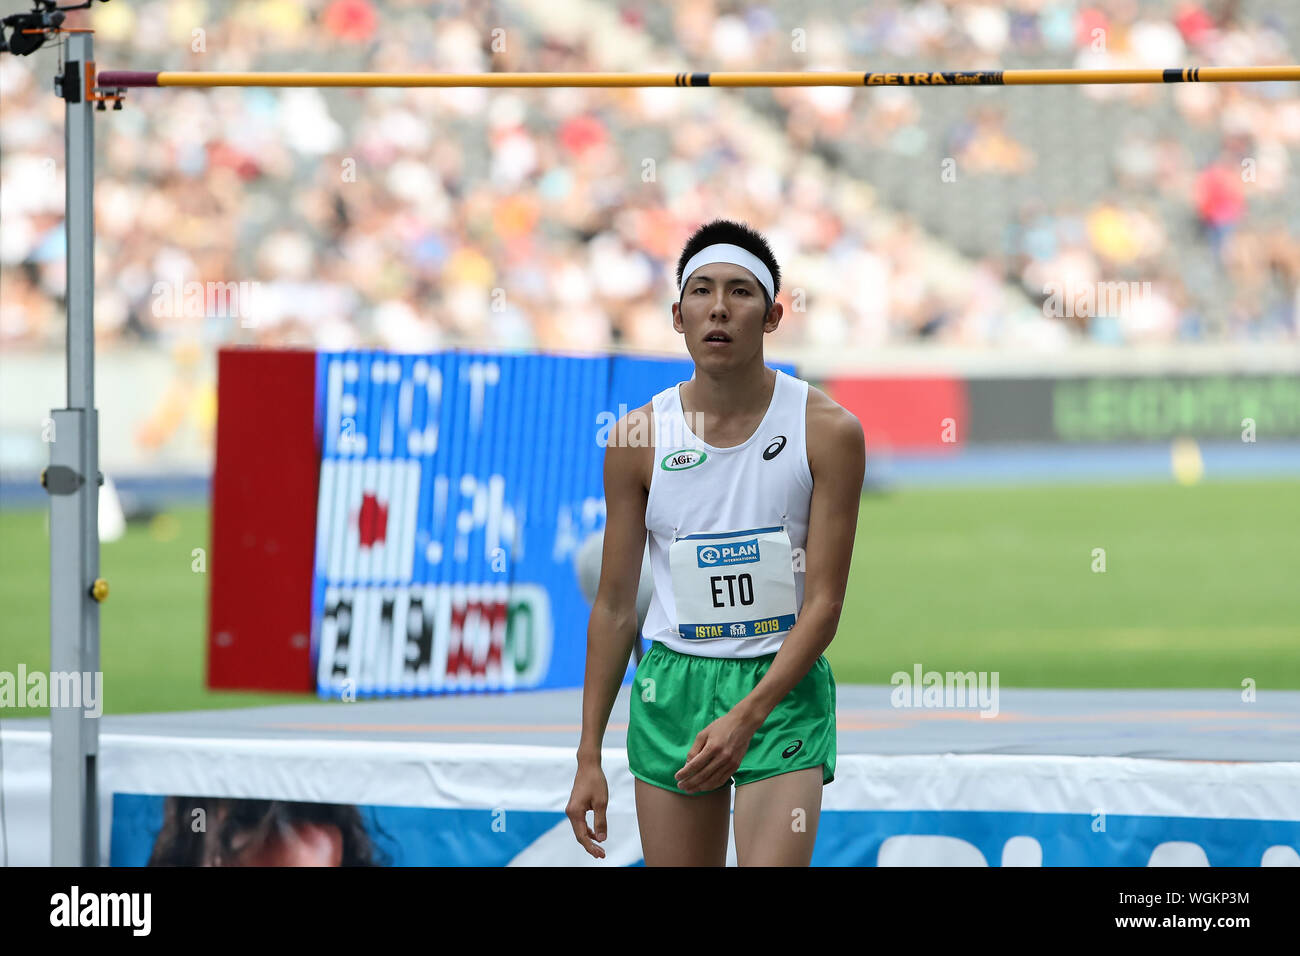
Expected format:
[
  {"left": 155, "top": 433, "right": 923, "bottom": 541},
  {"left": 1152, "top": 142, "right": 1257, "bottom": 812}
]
[
  {"left": 679, "top": 0, "right": 1300, "bottom": 342},
  {"left": 1, "top": 0, "right": 1297, "bottom": 355}
]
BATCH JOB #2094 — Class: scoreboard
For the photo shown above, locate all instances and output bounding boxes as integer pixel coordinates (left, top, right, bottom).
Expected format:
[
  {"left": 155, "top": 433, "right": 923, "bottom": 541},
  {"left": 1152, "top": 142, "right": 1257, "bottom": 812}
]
[{"left": 209, "top": 348, "right": 792, "bottom": 697}]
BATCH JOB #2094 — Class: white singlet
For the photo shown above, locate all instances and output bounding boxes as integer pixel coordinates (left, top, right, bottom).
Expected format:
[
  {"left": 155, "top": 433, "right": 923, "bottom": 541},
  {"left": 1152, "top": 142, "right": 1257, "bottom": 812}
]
[{"left": 642, "top": 367, "right": 813, "bottom": 659}]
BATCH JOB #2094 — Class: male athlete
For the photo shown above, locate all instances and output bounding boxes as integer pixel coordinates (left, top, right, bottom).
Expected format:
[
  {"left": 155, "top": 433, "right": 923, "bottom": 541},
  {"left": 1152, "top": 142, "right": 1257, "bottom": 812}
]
[{"left": 567, "top": 219, "right": 865, "bottom": 866}]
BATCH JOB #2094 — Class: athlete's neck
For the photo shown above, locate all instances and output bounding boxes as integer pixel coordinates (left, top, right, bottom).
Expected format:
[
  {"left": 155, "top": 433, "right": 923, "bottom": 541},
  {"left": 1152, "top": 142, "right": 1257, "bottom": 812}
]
[{"left": 681, "top": 360, "right": 775, "bottom": 419}]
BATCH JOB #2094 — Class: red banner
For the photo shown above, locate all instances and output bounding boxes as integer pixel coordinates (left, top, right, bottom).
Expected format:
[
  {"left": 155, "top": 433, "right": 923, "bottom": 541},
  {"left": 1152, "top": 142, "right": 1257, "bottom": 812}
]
[
  {"left": 208, "top": 349, "right": 319, "bottom": 691},
  {"left": 823, "top": 376, "right": 968, "bottom": 451}
]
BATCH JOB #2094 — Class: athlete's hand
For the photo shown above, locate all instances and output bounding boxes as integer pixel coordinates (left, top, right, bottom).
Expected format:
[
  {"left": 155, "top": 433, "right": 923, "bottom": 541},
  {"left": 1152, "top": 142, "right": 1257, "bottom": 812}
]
[
  {"left": 676, "top": 711, "right": 759, "bottom": 793},
  {"left": 565, "top": 762, "right": 610, "bottom": 860}
]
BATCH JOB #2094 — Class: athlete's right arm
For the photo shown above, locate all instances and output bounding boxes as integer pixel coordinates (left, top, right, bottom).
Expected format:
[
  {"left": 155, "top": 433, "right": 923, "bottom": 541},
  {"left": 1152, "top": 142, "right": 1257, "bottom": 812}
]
[{"left": 567, "top": 407, "right": 651, "bottom": 859}]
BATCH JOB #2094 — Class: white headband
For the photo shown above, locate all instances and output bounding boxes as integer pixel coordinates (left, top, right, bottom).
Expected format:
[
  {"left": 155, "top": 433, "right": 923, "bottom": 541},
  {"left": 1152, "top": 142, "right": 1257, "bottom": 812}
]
[{"left": 679, "top": 242, "right": 775, "bottom": 303}]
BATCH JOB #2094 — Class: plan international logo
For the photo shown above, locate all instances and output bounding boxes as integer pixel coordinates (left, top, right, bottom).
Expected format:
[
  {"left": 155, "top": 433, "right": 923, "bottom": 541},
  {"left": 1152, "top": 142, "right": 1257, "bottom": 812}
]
[{"left": 697, "top": 539, "right": 760, "bottom": 568}]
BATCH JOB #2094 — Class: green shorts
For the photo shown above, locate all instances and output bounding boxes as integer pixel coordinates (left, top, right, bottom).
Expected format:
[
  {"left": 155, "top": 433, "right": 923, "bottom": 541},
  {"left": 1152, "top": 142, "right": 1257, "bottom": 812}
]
[{"left": 627, "top": 640, "right": 836, "bottom": 794}]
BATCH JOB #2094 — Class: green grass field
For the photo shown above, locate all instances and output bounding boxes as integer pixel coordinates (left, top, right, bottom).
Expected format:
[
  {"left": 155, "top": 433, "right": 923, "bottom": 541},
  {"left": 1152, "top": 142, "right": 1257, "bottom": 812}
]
[
  {"left": 843, "top": 480, "right": 1300, "bottom": 689},
  {"left": 2, "top": 479, "right": 1297, "bottom": 716}
]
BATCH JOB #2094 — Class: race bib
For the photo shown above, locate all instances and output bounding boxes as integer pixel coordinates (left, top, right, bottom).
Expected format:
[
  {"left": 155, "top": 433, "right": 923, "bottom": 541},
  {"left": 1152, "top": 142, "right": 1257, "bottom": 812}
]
[{"left": 669, "top": 526, "right": 797, "bottom": 641}]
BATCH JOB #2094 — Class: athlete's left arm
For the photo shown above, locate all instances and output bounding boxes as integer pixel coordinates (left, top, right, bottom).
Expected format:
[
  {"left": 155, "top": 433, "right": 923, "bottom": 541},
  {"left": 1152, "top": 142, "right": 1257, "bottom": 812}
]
[{"left": 734, "top": 389, "right": 865, "bottom": 729}]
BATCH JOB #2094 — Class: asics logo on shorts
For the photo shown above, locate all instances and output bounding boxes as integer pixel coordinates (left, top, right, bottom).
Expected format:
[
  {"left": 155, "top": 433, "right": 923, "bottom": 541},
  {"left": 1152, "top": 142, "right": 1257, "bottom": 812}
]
[{"left": 782, "top": 739, "right": 803, "bottom": 758}]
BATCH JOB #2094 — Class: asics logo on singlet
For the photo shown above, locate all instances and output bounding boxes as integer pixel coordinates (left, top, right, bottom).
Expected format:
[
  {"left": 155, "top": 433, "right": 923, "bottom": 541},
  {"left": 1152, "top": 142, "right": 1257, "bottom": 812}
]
[
  {"left": 661, "top": 449, "right": 707, "bottom": 471},
  {"left": 762, "top": 435, "right": 787, "bottom": 460},
  {"left": 782, "top": 740, "right": 803, "bottom": 758}
]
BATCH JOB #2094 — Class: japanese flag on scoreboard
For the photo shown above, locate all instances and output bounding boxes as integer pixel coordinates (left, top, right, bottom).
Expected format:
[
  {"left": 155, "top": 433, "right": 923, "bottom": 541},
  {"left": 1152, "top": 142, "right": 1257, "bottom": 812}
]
[{"left": 316, "top": 459, "right": 421, "bottom": 584}]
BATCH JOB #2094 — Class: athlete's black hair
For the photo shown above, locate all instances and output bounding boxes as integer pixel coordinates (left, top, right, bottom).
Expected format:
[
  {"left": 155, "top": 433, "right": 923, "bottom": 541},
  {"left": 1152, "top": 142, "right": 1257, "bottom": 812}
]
[
  {"left": 676, "top": 219, "right": 781, "bottom": 311},
  {"left": 147, "top": 797, "right": 391, "bottom": 867}
]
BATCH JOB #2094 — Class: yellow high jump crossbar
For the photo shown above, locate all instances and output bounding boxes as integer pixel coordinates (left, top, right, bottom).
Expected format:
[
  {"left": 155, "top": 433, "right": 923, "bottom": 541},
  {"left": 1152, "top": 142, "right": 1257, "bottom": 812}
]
[{"left": 96, "top": 66, "right": 1300, "bottom": 89}]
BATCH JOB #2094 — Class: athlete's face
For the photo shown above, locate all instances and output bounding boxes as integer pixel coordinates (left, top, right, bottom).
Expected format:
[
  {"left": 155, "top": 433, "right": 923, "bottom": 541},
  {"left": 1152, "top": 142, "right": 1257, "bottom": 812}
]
[
  {"left": 225, "top": 822, "right": 344, "bottom": 866},
  {"left": 673, "top": 262, "right": 781, "bottom": 369}
]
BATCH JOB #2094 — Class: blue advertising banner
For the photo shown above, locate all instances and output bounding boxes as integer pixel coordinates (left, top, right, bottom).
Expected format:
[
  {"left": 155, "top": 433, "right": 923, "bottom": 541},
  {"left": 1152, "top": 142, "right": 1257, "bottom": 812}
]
[
  {"left": 110, "top": 793, "right": 1300, "bottom": 867},
  {"left": 311, "top": 350, "right": 796, "bottom": 698}
]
